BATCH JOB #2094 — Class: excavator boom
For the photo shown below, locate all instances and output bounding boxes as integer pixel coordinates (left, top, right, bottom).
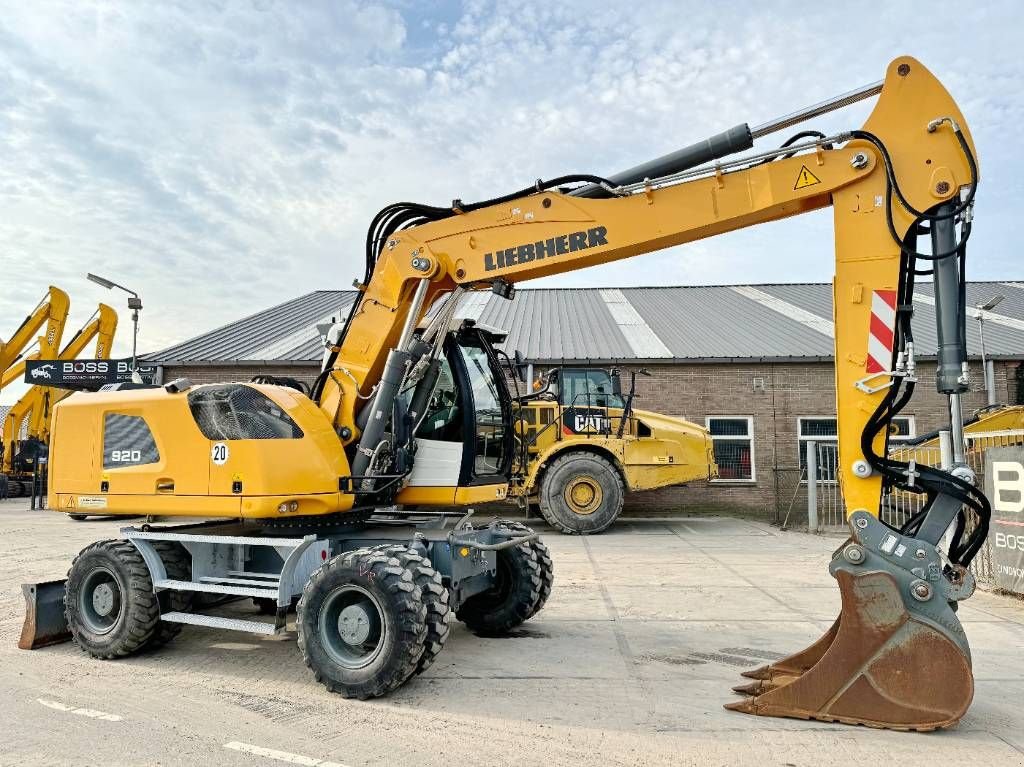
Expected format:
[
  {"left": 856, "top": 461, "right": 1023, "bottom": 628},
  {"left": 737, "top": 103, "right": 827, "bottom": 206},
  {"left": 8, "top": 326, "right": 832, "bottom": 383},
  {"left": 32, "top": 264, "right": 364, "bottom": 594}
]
[{"left": 0, "top": 286, "right": 71, "bottom": 391}]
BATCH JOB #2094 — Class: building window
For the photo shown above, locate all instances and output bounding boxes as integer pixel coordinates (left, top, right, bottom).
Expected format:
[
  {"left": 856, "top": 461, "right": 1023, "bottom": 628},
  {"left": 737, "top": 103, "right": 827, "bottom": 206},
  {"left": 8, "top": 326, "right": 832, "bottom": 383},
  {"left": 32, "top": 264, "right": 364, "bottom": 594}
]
[
  {"left": 887, "top": 415, "right": 916, "bottom": 442},
  {"left": 798, "top": 417, "right": 838, "bottom": 482},
  {"left": 707, "top": 417, "right": 755, "bottom": 482},
  {"left": 800, "top": 415, "right": 916, "bottom": 483}
]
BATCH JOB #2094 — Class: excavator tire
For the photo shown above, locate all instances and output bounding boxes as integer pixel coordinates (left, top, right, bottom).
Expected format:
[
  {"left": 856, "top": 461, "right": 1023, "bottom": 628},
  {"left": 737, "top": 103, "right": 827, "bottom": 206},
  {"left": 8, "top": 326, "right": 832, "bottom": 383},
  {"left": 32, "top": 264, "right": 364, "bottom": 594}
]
[
  {"left": 148, "top": 542, "right": 193, "bottom": 649},
  {"left": 456, "top": 524, "right": 550, "bottom": 635},
  {"left": 297, "top": 547, "right": 427, "bottom": 699},
  {"left": 538, "top": 452, "right": 623, "bottom": 534},
  {"left": 493, "top": 519, "right": 553, "bottom": 618},
  {"left": 65, "top": 539, "right": 160, "bottom": 658},
  {"left": 373, "top": 544, "right": 451, "bottom": 675}
]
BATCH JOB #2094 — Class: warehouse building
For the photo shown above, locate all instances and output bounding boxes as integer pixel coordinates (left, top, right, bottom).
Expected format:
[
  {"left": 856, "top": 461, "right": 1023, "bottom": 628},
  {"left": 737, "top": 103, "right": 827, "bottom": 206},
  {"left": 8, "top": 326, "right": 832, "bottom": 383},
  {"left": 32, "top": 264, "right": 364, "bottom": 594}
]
[{"left": 146, "top": 282, "right": 1024, "bottom": 517}]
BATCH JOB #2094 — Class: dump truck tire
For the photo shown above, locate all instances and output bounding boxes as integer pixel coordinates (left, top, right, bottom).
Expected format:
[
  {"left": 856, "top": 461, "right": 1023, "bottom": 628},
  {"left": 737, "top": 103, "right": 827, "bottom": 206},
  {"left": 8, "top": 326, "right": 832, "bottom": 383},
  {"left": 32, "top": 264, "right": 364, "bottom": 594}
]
[
  {"left": 456, "top": 530, "right": 544, "bottom": 635},
  {"left": 65, "top": 539, "right": 160, "bottom": 658},
  {"left": 538, "top": 452, "right": 624, "bottom": 534},
  {"left": 148, "top": 542, "right": 193, "bottom": 649},
  {"left": 297, "top": 547, "right": 427, "bottom": 699},
  {"left": 373, "top": 544, "right": 451, "bottom": 675}
]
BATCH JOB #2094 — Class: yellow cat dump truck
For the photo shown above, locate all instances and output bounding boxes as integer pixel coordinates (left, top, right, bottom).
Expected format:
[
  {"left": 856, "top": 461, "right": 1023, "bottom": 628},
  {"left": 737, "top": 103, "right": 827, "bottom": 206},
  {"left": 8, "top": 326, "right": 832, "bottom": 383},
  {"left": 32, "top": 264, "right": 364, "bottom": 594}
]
[
  {"left": 21, "top": 57, "right": 994, "bottom": 729},
  {"left": 509, "top": 365, "right": 715, "bottom": 533}
]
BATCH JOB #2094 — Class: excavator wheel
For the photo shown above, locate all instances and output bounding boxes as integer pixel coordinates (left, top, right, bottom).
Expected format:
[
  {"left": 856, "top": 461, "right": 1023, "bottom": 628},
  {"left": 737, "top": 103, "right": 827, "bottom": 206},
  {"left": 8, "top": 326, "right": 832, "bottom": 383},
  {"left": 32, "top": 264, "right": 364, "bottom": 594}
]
[
  {"left": 65, "top": 539, "right": 161, "bottom": 658},
  {"left": 493, "top": 519, "right": 553, "bottom": 618},
  {"left": 538, "top": 452, "right": 624, "bottom": 534},
  {"left": 726, "top": 512, "right": 977, "bottom": 731},
  {"left": 372, "top": 544, "right": 452, "bottom": 675},
  {"left": 148, "top": 542, "right": 194, "bottom": 649},
  {"left": 456, "top": 522, "right": 551, "bottom": 634},
  {"left": 297, "top": 547, "right": 428, "bottom": 699}
]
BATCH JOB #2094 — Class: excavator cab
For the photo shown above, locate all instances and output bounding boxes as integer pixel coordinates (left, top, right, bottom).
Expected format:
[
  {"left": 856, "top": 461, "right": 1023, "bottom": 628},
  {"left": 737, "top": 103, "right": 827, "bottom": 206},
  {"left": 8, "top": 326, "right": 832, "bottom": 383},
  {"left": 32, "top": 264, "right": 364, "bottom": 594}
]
[{"left": 398, "top": 323, "right": 514, "bottom": 503}]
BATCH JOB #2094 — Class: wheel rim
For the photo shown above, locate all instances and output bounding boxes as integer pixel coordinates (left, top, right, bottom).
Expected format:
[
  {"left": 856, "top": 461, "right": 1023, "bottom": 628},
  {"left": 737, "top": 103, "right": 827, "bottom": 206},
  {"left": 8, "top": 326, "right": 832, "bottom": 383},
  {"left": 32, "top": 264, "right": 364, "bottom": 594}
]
[
  {"left": 78, "top": 566, "right": 123, "bottom": 635},
  {"left": 563, "top": 475, "right": 603, "bottom": 515},
  {"left": 318, "top": 585, "right": 386, "bottom": 669}
]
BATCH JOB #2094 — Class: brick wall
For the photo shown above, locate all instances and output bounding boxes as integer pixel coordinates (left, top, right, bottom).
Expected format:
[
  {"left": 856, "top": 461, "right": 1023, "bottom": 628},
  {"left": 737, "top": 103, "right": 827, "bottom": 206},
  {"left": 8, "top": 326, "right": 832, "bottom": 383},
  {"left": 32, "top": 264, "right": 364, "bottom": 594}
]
[{"left": 162, "top": 358, "right": 1018, "bottom": 519}]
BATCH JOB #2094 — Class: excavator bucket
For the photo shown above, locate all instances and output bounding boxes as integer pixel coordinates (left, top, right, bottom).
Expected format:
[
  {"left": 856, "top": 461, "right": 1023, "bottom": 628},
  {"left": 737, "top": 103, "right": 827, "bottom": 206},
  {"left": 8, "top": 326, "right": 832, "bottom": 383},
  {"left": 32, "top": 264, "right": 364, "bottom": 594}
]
[
  {"left": 18, "top": 580, "right": 71, "bottom": 650},
  {"left": 726, "top": 511, "right": 975, "bottom": 731}
]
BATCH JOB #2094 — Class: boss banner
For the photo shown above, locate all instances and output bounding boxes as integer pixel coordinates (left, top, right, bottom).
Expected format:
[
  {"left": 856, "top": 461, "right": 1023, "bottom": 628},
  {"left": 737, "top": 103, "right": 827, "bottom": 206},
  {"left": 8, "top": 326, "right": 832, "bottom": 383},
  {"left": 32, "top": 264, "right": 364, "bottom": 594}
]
[
  {"left": 984, "top": 446, "right": 1024, "bottom": 595},
  {"left": 24, "top": 358, "right": 156, "bottom": 391}
]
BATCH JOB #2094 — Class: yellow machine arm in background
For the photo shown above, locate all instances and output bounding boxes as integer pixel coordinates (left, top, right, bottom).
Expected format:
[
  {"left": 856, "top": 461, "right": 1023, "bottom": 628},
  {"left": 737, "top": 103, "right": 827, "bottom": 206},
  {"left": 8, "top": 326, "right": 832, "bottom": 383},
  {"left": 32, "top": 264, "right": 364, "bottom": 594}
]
[
  {"left": 0, "top": 286, "right": 71, "bottom": 391},
  {"left": 1, "top": 304, "right": 117, "bottom": 474}
]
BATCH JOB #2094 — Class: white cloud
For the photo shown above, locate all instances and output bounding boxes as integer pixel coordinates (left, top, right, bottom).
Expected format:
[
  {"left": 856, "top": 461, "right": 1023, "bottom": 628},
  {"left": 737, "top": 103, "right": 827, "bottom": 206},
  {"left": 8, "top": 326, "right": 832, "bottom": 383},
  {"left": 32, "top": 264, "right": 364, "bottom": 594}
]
[{"left": 0, "top": 0, "right": 1021, "bottom": 402}]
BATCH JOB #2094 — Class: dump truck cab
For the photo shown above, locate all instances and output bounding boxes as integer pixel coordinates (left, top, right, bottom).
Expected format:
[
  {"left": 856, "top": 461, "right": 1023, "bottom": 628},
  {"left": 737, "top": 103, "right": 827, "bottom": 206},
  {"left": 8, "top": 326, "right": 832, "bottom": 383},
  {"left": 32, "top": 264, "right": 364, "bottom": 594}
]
[{"left": 511, "top": 366, "right": 716, "bottom": 533}]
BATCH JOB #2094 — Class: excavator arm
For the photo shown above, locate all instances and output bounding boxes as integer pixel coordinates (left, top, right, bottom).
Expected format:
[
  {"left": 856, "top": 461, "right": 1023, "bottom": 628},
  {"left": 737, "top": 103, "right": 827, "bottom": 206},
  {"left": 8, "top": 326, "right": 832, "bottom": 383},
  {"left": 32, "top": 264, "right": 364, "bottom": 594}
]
[
  {"left": 2, "top": 305, "right": 118, "bottom": 476},
  {"left": 0, "top": 286, "right": 71, "bottom": 391},
  {"left": 317, "top": 56, "right": 986, "bottom": 728}
]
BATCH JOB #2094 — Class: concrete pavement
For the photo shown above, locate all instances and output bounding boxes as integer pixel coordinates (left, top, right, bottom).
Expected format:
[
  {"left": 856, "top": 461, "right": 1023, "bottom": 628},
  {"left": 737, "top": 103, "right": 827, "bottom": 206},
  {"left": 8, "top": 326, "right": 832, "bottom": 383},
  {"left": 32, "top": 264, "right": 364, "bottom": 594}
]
[{"left": 2, "top": 499, "right": 1023, "bottom": 766}]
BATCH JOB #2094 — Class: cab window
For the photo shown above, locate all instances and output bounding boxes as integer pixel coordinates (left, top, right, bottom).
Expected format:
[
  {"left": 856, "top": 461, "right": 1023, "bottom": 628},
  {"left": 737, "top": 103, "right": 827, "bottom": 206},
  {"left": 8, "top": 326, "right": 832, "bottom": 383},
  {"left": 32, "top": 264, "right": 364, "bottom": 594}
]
[
  {"left": 414, "top": 358, "right": 463, "bottom": 442},
  {"left": 460, "top": 343, "right": 507, "bottom": 475},
  {"left": 559, "top": 370, "right": 624, "bottom": 409}
]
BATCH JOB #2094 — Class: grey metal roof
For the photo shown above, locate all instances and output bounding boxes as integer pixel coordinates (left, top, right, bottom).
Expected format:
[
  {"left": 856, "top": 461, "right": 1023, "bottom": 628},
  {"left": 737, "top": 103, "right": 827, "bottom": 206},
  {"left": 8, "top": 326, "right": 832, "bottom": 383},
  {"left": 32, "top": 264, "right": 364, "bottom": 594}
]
[
  {"left": 147, "top": 281, "right": 1024, "bottom": 366},
  {"left": 145, "top": 291, "right": 356, "bottom": 364}
]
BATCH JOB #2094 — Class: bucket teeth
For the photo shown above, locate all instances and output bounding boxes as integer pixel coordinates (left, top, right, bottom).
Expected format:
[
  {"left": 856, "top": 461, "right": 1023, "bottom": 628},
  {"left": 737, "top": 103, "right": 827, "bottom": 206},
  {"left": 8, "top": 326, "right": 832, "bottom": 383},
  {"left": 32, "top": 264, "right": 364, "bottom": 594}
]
[
  {"left": 731, "top": 681, "right": 764, "bottom": 696},
  {"left": 724, "top": 570, "right": 974, "bottom": 731},
  {"left": 739, "top": 665, "right": 772, "bottom": 680}
]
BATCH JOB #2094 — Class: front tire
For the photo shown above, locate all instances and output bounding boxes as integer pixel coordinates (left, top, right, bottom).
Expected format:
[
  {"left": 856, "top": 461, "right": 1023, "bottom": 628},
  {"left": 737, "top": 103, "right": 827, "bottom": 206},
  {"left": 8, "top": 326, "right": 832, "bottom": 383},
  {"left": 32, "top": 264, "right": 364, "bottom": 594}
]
[
  {"left": 65, "top": 539, "right": 160, "bottom": 658},
  {"left": 297, "top": 547, "right": 427, "bottom": 699},
  {"left": 538, "top": 452, "right": 624, "bottom": 534}
]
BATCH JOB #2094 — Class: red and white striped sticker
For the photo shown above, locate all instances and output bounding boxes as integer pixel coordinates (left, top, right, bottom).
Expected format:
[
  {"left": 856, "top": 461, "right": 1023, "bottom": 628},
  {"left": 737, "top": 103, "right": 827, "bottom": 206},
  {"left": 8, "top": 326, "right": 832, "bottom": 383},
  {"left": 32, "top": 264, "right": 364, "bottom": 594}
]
[{"left": 866, "top": 289, "right": 897, "bottom": 374}]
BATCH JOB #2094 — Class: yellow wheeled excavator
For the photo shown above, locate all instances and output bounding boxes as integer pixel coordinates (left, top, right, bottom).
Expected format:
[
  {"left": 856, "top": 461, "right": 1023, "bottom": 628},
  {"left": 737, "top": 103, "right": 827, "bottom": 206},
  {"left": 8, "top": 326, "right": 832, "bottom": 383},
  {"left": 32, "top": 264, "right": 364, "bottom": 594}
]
[
  {"left": 1, "top": 304, "right": 117, "bottom": 499},
  {"left": 23, "top": 56, "right": 991, "bottom": 729}
]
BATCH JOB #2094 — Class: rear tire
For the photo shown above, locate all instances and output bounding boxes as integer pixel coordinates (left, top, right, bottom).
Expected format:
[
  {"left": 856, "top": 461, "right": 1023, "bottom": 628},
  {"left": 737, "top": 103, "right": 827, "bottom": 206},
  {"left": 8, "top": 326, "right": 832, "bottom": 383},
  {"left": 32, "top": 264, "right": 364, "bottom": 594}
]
[
  {"left": 538, "top": 452, "right": 623, "bottom": 534},
  {"left": 456, "top": 523, "right": 550, "bottom": 635},
  {"left": 65, "top": 539, "right": 160, "bottom": 658},
  {"left": 148, "top": 542, "right": 193, "bottom": 649},
  {"left": 297, "top": 547, "right": 427, "bottom": 699}
]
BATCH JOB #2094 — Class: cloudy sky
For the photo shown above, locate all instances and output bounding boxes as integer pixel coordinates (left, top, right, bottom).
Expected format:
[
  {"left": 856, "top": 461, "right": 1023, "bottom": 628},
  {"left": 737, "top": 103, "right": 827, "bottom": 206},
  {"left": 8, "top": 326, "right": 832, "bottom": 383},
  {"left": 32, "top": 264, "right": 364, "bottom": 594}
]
[{"left": 1, "top": 0, "right": 1021, "bottom": 401}]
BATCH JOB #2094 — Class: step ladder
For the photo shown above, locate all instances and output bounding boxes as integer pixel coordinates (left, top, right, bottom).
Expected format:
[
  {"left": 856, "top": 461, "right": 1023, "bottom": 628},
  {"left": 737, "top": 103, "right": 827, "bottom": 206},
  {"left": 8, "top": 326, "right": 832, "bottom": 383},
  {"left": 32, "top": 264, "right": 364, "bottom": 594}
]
[{"left": 122, "top": 526, "right": 326, "bottom": 636}]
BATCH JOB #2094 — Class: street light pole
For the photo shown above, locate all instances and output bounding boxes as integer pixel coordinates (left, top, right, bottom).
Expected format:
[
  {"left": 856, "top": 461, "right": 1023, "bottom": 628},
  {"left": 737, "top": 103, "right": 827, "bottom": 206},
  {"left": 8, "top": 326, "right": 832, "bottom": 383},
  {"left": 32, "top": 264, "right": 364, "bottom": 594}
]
[
  {"left": 976, "top": 293, "right": 1004, "bottom": 407},
  {"left": 86, "top": 273, "right": 143, "bottom": 373}
]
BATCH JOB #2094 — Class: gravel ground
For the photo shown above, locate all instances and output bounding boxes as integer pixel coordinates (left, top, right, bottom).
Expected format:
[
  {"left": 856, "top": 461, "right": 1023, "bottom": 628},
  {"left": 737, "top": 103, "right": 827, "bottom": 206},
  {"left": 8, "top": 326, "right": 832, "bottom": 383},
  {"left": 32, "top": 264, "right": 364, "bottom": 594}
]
[{"left": 2, "top": 499, "right": 1023, "bottom": 766}]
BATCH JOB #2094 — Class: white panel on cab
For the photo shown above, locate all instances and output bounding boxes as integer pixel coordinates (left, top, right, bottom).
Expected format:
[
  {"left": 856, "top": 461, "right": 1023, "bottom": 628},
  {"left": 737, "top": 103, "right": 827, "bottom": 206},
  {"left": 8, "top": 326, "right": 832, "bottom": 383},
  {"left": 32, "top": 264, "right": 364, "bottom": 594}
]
[{"left": 406, "top": 439, "right": 463, "bottom": 486}]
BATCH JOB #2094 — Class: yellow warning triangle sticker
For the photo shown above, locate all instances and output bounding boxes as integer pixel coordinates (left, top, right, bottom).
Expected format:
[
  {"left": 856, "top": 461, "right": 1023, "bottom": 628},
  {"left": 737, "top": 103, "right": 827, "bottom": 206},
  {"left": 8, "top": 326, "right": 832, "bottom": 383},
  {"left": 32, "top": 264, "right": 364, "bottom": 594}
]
[{"left": 793, "top": 164, "right": 822, "bottom": 190}]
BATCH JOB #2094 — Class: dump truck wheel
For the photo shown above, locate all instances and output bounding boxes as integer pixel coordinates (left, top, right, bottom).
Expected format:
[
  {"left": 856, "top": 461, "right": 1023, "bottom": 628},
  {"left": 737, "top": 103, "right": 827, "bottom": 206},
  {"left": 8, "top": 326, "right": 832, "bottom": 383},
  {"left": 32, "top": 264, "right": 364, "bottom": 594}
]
[
  {"left": 373, "top": 544, "right": 451, "bottom": 675},
  {"left": 456, "top": 531, "right": 543, "bottom": 635},
  {"left": 148, "top": 542, "right": 193, "bottom": 649},
  {"left": 538, "top": 452, "right": 624, "bottom": 534},
  {"left": 297, "top": 547, "right": 427, "bottom": 699},
  {"left": 65, "top": 539, "right": 160, "bottom": 658}
]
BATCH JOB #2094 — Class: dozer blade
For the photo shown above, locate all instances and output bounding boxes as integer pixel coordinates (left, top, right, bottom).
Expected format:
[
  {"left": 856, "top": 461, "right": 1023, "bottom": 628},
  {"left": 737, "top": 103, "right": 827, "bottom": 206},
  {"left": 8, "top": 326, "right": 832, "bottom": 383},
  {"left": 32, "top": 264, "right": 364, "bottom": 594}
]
[
  {"left": 18, "top": 580, "right": 71, "bottom": 650},
  {"left": 726, "top": 512, "right": 976, "bottom": 731}
]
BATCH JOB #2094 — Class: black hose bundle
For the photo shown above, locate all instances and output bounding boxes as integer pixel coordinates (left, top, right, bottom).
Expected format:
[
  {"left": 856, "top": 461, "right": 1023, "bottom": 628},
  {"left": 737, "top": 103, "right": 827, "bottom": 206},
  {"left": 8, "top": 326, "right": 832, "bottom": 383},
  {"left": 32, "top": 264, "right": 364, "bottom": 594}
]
[{"left": 851, "top": 123, "right": 989, "bottom": 567}]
